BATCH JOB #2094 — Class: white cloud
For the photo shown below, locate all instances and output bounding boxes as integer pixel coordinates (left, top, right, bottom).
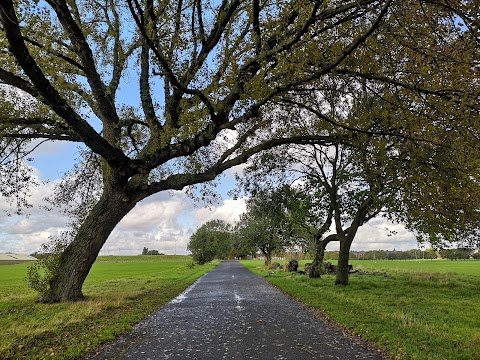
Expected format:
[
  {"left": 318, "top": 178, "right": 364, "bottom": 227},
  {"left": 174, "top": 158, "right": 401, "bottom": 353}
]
[
  {"left": 1, "top": 172, "right": 244, "bottom": 256},
  {"left": 116, "top": 192, "right": 185, "bottom": 232},
  {"left": 194, "top": 197, "right": 246, "bottom": 225},
  {"left": 105, "top": 191, "right": 192, "bottom": 255},
  {"left": 29, "top": 140, "right": 71, "bottom": 156},
  {"left": 103, "top": 194, "right": 247, "bottom": 256},
  {"left": 0, "top": 177, "right": 70, "bottom": 254},
  {"left": 224, "top": 163, "right": 248, "bottom": 179}
]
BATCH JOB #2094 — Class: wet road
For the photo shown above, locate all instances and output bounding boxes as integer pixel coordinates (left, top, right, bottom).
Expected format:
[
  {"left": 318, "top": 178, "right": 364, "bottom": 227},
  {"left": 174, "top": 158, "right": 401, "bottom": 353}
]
[{"left": 89, "top": 261, "right": 383, "bottom": 360}]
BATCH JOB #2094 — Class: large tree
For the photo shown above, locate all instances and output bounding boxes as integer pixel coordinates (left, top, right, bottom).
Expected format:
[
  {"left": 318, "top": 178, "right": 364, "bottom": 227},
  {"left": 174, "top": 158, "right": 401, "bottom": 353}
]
[
  {"left": 243, "top": 85, "right": 480, "bottom": 284},
  {"left": 238, "top": 168, "right": 336, "bottom": 277},
  {"left": 240, "top": 63, "right": 480, "bottom": 285},
  {"left": 1, "top": 0, "right": 478, "bottom": 301},
  {"left": 241, "top": 140, "right": 387, "bottom": 282},
  {"left": 0, "top": 0, "right": 393, "bottom": 302}
]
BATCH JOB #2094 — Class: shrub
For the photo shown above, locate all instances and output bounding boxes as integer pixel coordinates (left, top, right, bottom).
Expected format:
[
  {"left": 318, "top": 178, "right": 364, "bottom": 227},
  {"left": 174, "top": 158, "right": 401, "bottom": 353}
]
[{"left": 26, "top": 234, "right": 70, "bottom": 300}]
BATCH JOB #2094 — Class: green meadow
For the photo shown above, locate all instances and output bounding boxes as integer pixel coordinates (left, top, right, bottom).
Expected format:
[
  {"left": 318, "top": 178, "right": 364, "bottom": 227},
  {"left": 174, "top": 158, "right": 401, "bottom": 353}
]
[
  {"left": 242, "top": 259, "right": 480, "bottom": 360},
  {"left": 349, "top": 259, "right": 480, "bottom": 276},
  {"left": 0, "top": 256, "right": 216, "bottom": 359}
]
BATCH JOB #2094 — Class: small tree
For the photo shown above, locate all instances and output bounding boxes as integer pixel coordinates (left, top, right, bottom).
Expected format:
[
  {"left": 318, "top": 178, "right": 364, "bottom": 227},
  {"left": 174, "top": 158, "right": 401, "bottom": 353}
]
[
  {"left": 188, "top": 220, "right": 232, "bottom": 265},
  {"left": 424, "top": 249, "right": 438, "bottom": 260},
  {"left": 440, "top": 248, "right": 473, "bottom": 260},
  {"left": 237, "top": 189, "right": 297, "bottom": 266}
]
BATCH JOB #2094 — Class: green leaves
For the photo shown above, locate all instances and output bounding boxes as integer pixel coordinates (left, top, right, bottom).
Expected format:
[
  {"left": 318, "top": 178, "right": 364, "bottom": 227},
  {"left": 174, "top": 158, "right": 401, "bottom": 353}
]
[{"left": 187, "top": 219, "right": 233, "bottom": 264}]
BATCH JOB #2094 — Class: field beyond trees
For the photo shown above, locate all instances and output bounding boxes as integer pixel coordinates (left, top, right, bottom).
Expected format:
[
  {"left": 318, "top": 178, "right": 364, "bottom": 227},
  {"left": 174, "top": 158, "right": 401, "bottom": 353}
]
[
  {"left": 242, "top": 259, "right": 480, "bottom": 360},
  {"left": 0, "top": 256, "right": 216, "bottom": 359}
]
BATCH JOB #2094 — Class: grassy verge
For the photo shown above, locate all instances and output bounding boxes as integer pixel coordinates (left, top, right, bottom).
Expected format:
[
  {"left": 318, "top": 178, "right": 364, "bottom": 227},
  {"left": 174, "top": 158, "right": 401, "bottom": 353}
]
[
  {"left": 241, "top": 259, "right": 480, "bottom": 360},
  {"left": 0, "top": 256, "right": 217, "bottom": 359},
  {"left": 349, "top": 259, "right": 480, "bottom": 276}
]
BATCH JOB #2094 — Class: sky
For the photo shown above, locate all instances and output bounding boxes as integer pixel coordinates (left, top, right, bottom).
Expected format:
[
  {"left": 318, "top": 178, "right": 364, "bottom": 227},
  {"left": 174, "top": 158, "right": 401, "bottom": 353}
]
[{"left": 0, "top": 139, "right": 422, "bottom": 256}]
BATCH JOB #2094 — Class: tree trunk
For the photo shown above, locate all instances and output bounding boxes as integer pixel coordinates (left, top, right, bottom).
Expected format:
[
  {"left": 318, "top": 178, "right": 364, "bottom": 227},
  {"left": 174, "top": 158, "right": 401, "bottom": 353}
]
[
  {"left": 335, "top": 239, "right": 353, "bottom": 285},
  {"left": 265, "top": 252, "right": 272, "bottom": 266},
  {"left": 310, "top": 235, "right": 326, "bottom": 278},
  {"left": 42, "top": 191, "right": 137, "bottom": 302}
]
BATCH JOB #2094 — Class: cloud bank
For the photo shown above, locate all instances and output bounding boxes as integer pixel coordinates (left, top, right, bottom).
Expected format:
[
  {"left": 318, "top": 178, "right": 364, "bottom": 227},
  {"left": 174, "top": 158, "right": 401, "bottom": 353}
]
[
  {"left": 326, "top": 218, "right": 417, "bottom": 252},
  {"left": 0, "top": 180, "right": 247, "bottom": 255}
]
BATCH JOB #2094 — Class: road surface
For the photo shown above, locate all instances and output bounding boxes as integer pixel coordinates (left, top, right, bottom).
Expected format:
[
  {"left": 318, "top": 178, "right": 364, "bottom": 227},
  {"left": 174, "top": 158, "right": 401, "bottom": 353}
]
[{"left": 89, "top": 261, "right": 383, "bottom": 360}]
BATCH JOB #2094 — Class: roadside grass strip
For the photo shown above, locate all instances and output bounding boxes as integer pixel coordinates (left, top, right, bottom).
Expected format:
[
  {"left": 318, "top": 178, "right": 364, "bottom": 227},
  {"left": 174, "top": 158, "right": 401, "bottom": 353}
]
[
  {"left": 0, "top": 256, "right": 217, "bottom": 359},
  {"left": 241, "top": 259, "right": 480, "bottom": 360}
]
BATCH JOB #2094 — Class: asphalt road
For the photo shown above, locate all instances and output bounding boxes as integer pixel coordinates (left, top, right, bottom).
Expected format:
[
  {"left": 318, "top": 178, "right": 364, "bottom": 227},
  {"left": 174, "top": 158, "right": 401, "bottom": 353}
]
[{"left": 89, "top": 261, "right": 383, "bottom": 360}]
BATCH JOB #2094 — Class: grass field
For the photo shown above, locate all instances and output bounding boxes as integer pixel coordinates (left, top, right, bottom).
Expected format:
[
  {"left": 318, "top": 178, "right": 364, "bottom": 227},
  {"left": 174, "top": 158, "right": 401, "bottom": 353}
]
[
  {"left": 349, "top": 259, "right": 480, "bottom": 276},
  {"left": 0, "top": 255, "right": 217, "bottom": 359},
  {"left": 241, "top": 259, "right": 480, "bottom": 360}
]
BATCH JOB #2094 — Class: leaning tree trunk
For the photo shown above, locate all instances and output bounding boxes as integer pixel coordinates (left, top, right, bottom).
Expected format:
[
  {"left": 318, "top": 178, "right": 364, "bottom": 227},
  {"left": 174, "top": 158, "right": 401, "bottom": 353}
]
[
  {"left": 42, "top": 190, "right": 138, "bottom": 302},
  {"left": 335, "top": 239, "right": 353, "bottom": 285}
]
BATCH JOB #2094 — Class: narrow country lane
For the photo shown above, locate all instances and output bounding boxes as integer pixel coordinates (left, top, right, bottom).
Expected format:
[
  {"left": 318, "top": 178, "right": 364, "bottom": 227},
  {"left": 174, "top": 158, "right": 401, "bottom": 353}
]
[{"left": 88, "top": 261, "right": 383, "bottom": 360}]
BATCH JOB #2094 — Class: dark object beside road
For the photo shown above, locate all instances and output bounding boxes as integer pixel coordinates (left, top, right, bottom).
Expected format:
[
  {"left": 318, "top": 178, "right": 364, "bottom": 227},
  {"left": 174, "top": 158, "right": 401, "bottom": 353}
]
[{"left": 287, "top": 260, "right": 299, "bottom": 272}]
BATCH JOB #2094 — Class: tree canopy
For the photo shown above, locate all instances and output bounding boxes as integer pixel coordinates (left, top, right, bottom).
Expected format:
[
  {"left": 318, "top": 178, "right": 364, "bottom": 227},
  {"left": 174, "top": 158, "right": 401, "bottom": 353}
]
[
  {"left": 237, "top": 187, "right": 300, "bottom": 265},
  {"left": 188, "top": 219, "right": 233, "bottom": 264}
]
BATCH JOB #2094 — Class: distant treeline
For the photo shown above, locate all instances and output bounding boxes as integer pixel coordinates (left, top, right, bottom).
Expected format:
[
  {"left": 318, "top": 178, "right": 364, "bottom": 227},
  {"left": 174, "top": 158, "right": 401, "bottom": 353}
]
[
  {"left": 322, "top": 248, "right": 479, "bottom": 261},
  {"left": 141, "top": 248, "right": 165, "bottom": 256}
]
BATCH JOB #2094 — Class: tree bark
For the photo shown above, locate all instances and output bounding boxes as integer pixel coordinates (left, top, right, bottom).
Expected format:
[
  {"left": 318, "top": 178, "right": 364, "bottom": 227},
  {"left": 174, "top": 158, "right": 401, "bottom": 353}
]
[
  {"left": 310, "top": 233, "right": 339, "bottom": 278},
  {"left": 309, "top": 235, "right": 326, "bottom": 278},
  {"left": 42, "top": 190, "right": 137, "bottom": 302},
  {"left": 265, "top": 252, "right": 272, "bottom": 266},
  {"left": 335, "top": 239, "right": 353, "bottom": 285}
]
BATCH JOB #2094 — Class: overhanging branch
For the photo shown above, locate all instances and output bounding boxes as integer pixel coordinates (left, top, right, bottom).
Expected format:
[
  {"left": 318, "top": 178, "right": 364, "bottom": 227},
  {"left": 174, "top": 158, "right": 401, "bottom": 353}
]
[{"left": 143, "top": 133, "right": 350, "bottom": 197}]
